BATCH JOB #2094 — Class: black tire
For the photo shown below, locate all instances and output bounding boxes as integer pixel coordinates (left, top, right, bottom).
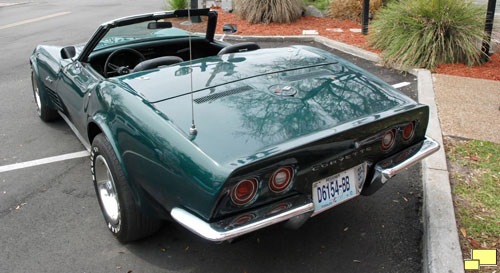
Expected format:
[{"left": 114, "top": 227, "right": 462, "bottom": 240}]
[
  {"left": 31, "top": 69, "right": 59, "bottom": 122},
  {"left": 90, "top": 134, "right": 162, "bottom": 242}
]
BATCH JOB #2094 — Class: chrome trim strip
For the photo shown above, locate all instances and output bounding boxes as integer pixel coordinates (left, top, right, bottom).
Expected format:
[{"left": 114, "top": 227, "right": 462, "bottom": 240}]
[
  {"left": 58, "top": 111, "right": 91, "bottom": 152},
  {"left": 375, "top": 137, "right": 439, "bottom": 183},
  {"left": 171, "top": 202, "right": 314, "bottom": 242}
]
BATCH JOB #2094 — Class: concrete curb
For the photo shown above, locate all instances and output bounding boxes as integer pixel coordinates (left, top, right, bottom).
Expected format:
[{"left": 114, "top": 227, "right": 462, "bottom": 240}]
[
  {"left": 417, "top": 70, "right": 464, "bottom": 273},
  {"left": 220, "top": 34, "right": 464, "bottom": 273}
]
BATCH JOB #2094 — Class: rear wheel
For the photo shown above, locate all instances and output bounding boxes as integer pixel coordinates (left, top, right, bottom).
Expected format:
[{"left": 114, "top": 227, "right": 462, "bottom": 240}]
[
  {"left": 31, "top": 69, "right": 59, "bottom": 122},
  {"left": 91, "top": 134, "right": 162, "bottom": 242}
]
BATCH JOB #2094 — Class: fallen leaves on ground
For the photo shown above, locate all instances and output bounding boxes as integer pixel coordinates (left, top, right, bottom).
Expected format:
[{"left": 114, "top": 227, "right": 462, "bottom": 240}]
[
  {"left": 469, "top": 238, "right": 482, "bottom": 249},
  {"left": 469, "top": 155, "right": 481, "bottom": 162},
  {"left": 15, "top": 203, "right": 27, "bottom": 210},
  {"left": 460, "top": 227, "right": 467, "bottom": 238}
]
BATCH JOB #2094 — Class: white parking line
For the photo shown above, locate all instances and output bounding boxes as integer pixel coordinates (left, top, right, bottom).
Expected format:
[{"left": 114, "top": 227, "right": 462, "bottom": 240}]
[
  {"left": 0, "top": 11, "right": 71, "bottom": 30},
  {"left": 0, "top": 150, "right": 89, "bottom": 173},
  {"left": 392, "top": 82, "right": 411, "bottom": 89},
  {"left": 0, "top": 3, "right": 21, "bottom": 7}
]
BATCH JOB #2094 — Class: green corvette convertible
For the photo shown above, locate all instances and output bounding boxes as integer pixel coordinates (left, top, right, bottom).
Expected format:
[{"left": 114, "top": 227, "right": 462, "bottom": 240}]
[{"left": 30, "top": 9, "right": 439, "bottom": 242}]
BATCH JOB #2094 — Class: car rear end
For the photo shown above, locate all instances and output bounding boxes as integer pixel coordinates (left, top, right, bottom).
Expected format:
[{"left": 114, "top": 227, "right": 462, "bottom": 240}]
[
  {"left": 171, "top": 103, "right": 439, "bottom": 242},
  {"left": 125, "top": 45, "right": 440, "bottom": 241}
]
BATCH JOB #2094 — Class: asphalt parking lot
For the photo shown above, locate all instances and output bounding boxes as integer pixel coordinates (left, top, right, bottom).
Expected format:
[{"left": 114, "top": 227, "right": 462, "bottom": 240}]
[{"left": 0, "top": 1, "right": 422, "bottom": 272}]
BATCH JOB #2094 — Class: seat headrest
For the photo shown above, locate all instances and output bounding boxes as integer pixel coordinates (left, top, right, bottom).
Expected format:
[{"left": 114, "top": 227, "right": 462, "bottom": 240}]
[
  {"left": 133, "top": 56, "right": 184, "bottom": 72},
  {"left": 217, "top": 42, "right": 260, "bottom": 56}
]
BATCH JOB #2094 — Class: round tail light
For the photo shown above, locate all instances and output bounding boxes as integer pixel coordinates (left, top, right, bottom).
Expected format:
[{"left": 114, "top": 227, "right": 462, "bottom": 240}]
[
  {"left": 402, "top": 121, "right": 415, "bottom": 141},
  {"left": 381, "top": 129, "right": 395, "bottom": 150},
  {"left": 269, "top": 166, "right": 294, "bottom": 193},
  {"left": 231, "top": 178, "right": 258, "bottom": 205}
]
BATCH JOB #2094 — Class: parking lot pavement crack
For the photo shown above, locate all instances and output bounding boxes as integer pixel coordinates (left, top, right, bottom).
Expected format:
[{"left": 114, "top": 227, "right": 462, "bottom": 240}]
[{"left": 0, "top": 159, "right": 86, "bottom": 219}]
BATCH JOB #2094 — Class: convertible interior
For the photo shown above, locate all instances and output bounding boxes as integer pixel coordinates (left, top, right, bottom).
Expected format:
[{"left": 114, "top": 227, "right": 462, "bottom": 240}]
[{"left": 88, "top": 37, "right": 260, "bottom": 78}]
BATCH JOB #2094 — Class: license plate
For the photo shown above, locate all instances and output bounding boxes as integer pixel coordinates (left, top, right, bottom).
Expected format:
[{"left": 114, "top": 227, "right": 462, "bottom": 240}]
[{"left": 312, "top": 165, "right": 361, "bottom": 215}]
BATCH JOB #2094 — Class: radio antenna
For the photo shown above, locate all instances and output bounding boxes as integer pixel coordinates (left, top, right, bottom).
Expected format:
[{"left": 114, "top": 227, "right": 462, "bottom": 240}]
[{"left": 187, "top": 7, "right": 197, "bottom": 135}]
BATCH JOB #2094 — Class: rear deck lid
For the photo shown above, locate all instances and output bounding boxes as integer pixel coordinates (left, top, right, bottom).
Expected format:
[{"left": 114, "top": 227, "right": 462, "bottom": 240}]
[
  {"left": 116, "top": 46, "right": 337, "bottom": 102},
  {"left": 152, "top": 59, "right": 415, "bottom": 165}
]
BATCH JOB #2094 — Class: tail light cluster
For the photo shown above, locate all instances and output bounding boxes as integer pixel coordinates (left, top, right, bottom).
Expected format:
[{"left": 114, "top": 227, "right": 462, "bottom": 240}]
[
  {"left": 381, "top": 121, "right": 416, "bottom": 151},
  {"left": 381, "top": 129, "right": 396, "bottom": 151},
  {"left": 269, "top": 166, "right": 294, "bottom": 193},
  {"left": 230, "top": 178, "right": 258, "bottom": 205},
  {"left": 402, "top": 121, "right": 416, "bottom": 141},
  {"left": 230, "top": 166, "right": 295, "bottom": 206}
]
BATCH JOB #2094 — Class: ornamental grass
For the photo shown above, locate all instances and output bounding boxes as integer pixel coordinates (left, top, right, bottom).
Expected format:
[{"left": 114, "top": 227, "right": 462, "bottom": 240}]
[
  {"left": 368, "top": 0, "right": 487, "bottom": 70},
  {"left": 167, "top": 0, "right": 187, "bottom": 10},
  {"left": 235, "top": 0, "right": 303, "bottom": 24},
  {"left": 330, "top": 0, "right": 383, "bottom": 23}
]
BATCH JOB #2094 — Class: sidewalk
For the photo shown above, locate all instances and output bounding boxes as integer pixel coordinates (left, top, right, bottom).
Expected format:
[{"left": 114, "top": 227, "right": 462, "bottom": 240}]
[{"left": 433, "top": 74, "right": 500, "bottom": 143}]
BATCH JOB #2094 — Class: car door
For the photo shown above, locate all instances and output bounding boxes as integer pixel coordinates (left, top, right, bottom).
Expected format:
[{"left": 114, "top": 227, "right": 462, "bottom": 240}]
[{"left": 56, "top": 59, "right": 100, "bottom": 134}]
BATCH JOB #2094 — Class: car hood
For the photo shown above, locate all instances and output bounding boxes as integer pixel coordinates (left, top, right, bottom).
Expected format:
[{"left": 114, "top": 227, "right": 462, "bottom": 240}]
[{"left": 146, "top": 47, "right": 415, "bottom": 165}]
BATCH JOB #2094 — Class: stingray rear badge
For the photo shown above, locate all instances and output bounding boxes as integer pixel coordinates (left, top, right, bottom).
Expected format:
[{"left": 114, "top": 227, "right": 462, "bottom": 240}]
[{"left": 269, "top": 84, "right": 297, "bottom": 97}]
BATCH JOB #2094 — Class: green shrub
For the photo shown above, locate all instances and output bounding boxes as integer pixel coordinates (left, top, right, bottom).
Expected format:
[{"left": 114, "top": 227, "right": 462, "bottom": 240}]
[
  {"left": 303, "top": 0, "right": 331, "bottom": 11},
  {"left": 235, "top": 0, "right": 303, "bottom": 24},
  {"left": 369, "top": 0, "right": 487, "bottom": 70},
  {"left": 167, "top": 0, "right": 187, "bottom": 10}
]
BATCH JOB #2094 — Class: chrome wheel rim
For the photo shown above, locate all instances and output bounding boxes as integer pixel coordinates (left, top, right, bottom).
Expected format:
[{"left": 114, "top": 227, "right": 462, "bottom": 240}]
[
  {"left": 34, "top": 87, "right": 41, "bottom": 111},
  {"left": 31, "top": 72, "right": 41, "bottom": 113},
  {"left": 94, "top": 155, "right": 120, "bottom": 225}
]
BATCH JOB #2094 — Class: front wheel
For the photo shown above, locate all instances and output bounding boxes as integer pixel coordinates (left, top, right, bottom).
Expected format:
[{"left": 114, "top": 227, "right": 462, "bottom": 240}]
[
  {"left": 91, "top": 134, "right": 162, "bottom": 242},
  {"left": 31, "top": 69, "right": 59, "bottom": 122}
]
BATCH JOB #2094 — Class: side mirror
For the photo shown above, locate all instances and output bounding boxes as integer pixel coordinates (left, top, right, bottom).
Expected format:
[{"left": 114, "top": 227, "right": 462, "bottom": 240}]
[
  {"left": 61, "top": 46, "right": 76, "bottom": 59},
  {"left": 147, "top": 21, "right": 172, "bottom": 29},
  {"left": 222, "top": 24, "right": 237, "bottom": 34}
]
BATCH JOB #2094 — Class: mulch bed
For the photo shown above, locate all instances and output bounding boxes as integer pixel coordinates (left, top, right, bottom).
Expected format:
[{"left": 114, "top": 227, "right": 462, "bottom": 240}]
[
  {"left": 435, "top": 52, "right": 500, "bottom": 82},
  {"left": 214, "top": 7, "right": 378, "bottom": 53},
  {"left": 214, "top": 8, "right": 500, "bottom": 82}
]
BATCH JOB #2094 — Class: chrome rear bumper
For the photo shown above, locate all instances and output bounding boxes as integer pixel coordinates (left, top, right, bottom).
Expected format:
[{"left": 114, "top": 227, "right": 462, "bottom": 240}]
[
  {"left": 361, "top": 136, "right": 439, "bottom": 195},
  {"left": 171, "top": 136, "right": 439, "bottom": 242},
  {"left": 171, "top": 195, "right": 314, "bottom": 242}
]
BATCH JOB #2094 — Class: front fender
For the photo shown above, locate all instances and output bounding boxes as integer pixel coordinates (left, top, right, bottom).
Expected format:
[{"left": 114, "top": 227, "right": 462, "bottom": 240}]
[{"left": 30, "top": 46, "right": 63, "bottom": 111}]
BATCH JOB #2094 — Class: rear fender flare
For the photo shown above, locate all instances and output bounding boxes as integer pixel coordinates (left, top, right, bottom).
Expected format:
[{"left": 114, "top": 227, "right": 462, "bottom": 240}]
[{"left": 88, "top": 114, "right": 162, "bottom": 217}]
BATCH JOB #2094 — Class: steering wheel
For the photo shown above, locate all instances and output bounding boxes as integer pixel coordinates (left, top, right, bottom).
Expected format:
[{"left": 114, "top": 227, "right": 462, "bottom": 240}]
[{"left": 104, "top": 48, "right": 145, "bottom": 78}]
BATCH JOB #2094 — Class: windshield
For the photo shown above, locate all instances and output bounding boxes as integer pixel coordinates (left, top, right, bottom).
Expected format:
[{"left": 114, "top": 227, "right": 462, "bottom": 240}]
[{"left": 95, "top": 15, "right": 209, "bottom": 51}]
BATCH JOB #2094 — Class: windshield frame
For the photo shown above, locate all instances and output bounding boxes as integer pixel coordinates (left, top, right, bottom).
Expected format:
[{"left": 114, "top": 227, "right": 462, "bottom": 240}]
[{"left": 78, "top": 9, "right": 217, "bottom": 63}]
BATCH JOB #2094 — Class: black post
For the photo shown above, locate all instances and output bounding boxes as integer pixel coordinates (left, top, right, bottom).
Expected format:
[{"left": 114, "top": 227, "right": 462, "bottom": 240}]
[
  {"left": 362, "top": 0, "right": 370, "bottom": 35},
  {"left": 190, "top": 0, "right": 198, "bottom": 9},
  {"left": 482, "top": 0, "right": 497, "bottom": 60}
]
